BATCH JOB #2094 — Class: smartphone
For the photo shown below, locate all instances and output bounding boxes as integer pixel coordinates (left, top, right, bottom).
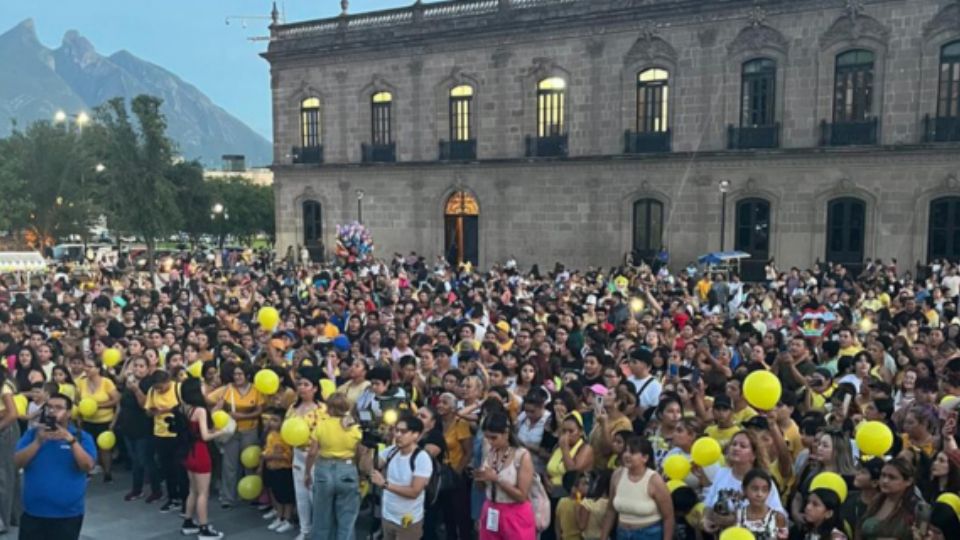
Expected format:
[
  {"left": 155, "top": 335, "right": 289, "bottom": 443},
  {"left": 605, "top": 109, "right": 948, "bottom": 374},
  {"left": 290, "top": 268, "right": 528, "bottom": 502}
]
[
  {"left": 594, "top": 396, "right": 604, "bottom": 413},
  {"left": 669, "top": 364, "right": 679, "bottom": 378}
]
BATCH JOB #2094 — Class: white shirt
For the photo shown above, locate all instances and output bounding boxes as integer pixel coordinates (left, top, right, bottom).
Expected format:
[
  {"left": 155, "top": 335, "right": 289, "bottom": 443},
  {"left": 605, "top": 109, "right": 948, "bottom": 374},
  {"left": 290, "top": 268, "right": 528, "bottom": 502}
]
[
  {"left": 379, "top": 445, "right": 433, "bottom": 525},
  {"left": 628, "top": 375, "right": 662, "bottom": 410},
  {"left": 704, "top": 467, "right": 786, "bottom": 517}
]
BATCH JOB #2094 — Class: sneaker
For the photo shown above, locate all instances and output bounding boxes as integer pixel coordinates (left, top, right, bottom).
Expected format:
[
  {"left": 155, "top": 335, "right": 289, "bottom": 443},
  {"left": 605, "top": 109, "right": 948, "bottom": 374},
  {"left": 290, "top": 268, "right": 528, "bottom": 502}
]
[
  {"left": 160, "top": 500, "right": 177, "bottom": 513},
  {"left": 293, "top": 534, "right": 306, "bottom": 540},
  {"left": 124, "top": 491, "right": 143, "bottom": 502},
  {"left": 91, "top": 465, "right": 103, "bottom": 475},
  {"left": 275, "top": 521, "right": 293, "bottom": 534},
  {"left": 180, "top": 519, "right": 200, "bottom": 535},
  {"left": 220, "top": 501, "right": 233, "bottom": 509},
  {"left": 256, "top": 503, "right": 271, "bottom": 511},
  {"left": 197, "top": 525, "right": 224, "bottom": 539},
  {"left": 267, "top": 518, "right": 283, "bottom": 531},
  {"left": 262, "top": 510, "right": 278, "bottom": 520},
  {"left": 145, "top": 491, "right": 163, "bottom": 504}
]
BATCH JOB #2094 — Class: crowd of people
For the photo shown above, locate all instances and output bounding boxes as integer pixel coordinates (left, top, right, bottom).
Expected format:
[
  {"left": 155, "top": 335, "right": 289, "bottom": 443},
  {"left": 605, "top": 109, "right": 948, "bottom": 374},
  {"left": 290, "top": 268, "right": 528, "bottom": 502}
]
[{"left": 1, "top": 249, "right": 960, "bottom": 540}]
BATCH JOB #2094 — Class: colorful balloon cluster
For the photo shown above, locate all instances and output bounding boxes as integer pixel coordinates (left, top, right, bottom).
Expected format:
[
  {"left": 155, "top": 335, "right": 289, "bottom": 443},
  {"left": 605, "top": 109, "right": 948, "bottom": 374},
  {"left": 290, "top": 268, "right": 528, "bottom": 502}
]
[{"left": 335, "top": 222, "right": 375, "bottom": 264}]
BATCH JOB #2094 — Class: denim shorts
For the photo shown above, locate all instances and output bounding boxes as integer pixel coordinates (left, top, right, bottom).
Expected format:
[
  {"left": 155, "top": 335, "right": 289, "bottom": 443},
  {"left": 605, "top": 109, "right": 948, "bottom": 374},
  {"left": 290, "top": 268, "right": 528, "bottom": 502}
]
[{"left": 616, "top": 522, "right": 663, "bottom": 540}]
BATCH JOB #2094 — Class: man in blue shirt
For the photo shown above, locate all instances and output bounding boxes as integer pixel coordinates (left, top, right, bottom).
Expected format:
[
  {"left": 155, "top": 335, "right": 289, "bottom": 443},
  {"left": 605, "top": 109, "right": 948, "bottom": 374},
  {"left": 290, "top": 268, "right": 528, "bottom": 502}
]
[{"left": 13, "top": 393, "right": 96, "bottom": 540}]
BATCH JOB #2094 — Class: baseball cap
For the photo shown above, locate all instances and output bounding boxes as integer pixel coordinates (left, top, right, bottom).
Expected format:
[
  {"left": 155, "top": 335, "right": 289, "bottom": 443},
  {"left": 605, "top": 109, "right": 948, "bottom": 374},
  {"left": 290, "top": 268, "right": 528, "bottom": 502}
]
[
  {"left": 712, "top": 395, "right": 733, "bottom": 410},
  {"left": 588, "top": 384, "right": 608, "bottom": 396}
]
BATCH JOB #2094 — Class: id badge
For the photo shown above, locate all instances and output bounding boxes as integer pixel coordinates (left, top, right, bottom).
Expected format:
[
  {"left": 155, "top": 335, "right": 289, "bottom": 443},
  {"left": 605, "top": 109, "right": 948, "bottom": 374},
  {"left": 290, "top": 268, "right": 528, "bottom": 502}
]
[{"left": 485, "top": 508, "right": 500, "bottom": 532}]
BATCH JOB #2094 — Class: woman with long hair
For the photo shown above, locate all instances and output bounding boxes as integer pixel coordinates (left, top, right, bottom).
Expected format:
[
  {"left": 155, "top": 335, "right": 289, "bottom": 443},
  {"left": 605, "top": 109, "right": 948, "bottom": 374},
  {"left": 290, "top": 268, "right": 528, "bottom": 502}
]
[
  {"left": 474, "top": 411, "right": 537, "bottom": 540},
  {"left": 515, "top": 360, "right": 543, "bottom": 400},
  {"left": 588, "top": 388, "right": 633, "bottom": 470},
  {"left": 51, "top": 364, "right": 77, "bottom": 402},
  {"left": 14, "top": 347, "right": 42, "bottom": 393},
  {"left": 928, "top": 449, "right": 960, "bottom": 502},
  {"left": 790, "top": 429, "right": 857, "bottom": 525},
  {"left": 178, "top": 378, "right": 224, "bottom": 539},
  {"left": 703, "top": 431, "right": 786, "bottom": 533},
  {"left": 305, "top": 391, "right": 363, "bottom": 540},
  {"left": 78, "top": 355, "right": 120, "bottom": 483},
  {"left": 284, "top": 368, "right": 324, "bottom": 540},
  {"left": 857, "top": 458, "right": 917, "bottom": 540},
  {"left": 437, "top": 392, "right": 474, "bottom": 540},
  {"left": 416, "top": 405, "right": 447, "bottom": 540},
  {"left": 211, "top": 362, "right": 263, "bottom": 508},
  {"left": 600, "top": 435, "right": 674, "bottom": 540}
]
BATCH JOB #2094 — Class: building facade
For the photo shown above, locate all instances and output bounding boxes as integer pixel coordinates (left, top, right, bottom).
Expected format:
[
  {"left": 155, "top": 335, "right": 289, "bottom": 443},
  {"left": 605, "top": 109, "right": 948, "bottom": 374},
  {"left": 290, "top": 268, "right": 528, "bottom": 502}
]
[{"left": 264, "top": 0, "right": 960, "bottom": 275}]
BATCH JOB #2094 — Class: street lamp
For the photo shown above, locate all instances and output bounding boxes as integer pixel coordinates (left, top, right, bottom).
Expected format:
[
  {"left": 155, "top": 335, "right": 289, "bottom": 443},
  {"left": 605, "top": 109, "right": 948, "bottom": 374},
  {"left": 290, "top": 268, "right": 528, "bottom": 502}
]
[
  {"left": 355, "top": 189, "right": 365, "bottom": 224},
  {"left": 54, "top": 110, "right": 90, "bottom": 134},
  {"left": 719, "top": 179, "right": 731, "bottom": 252},
  {"left": 211, "top": 203, "right": 228, "bottom": 249}
]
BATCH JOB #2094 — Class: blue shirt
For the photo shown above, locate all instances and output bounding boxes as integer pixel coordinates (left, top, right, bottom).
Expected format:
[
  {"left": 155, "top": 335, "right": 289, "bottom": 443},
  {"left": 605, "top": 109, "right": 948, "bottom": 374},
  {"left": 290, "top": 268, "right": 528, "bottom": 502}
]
[{"left": 16, "top": 425, "right": 97, "bottom": 518}]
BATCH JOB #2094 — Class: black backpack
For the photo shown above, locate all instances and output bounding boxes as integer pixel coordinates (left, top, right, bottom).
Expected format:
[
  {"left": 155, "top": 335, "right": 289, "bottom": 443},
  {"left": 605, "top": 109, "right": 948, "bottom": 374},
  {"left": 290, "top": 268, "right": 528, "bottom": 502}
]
[{"left": 383, "top": 447, "right": 452, "bottom": 508}]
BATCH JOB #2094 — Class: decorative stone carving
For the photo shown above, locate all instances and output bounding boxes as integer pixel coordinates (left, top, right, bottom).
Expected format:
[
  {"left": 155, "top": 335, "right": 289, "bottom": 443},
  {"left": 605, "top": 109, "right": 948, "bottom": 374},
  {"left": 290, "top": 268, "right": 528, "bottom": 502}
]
[
  {"left": 491, "top": 47, "right": 513, "bottom": 68},
  {"left": 528, "top": 57, "right": 568, "bottom": 80},
  {"left": 922, "top": 3, "right": 960, "bottom": 39},
  {"left": 820, "top": 8, "right": 890, "bottom": 49},
  {"left": 942, "top": 174, "right": 960, "bottom": 190},
  {"left": 727, "top": 24, "right": 789, "bottom": 57},
  {"left": 748, "top": 3, "right": 766, "bottom": 28},
  {"left": 743, "top": 178, "right": 759, "bottom": 194},
  {"left": 623, "top": 28, "right": 678, "bottom": 65},
  {"left": 294, "top": 80, "right": 322, "bottom": 101}
]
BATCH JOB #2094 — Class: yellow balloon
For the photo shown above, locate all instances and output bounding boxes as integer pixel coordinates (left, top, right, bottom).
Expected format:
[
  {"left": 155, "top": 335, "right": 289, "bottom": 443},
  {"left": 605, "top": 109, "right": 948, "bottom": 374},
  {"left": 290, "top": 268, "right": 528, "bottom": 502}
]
[
  {"left": 237, "top": 475, "right": 263, "bottom": 501},
  {"left": 320, "top": 379, "right": 336, "bottom": 400},
  {"left": 102, "top": 348, "right": 122, "bottom": 368},
  {"left": 254, "top": 369, "right": 280, "bottom": 395},
  {"left": 187, "top": 361, "right": 203, "bottom": 379},
  {"left": 258, "top": 307, "right": 280, "bottom": 331},
  {"left": 241, "top": 446, "right": 262, "bottom": 469},
  {"left": 855, "top": 421, "right": 894, "bottom": 457},
  {"left": 382, "top": 408, "right": 399, "bottom": 426},
  {"left": 667, "top": 479, "right": 686, "bottom": 492},
  {"left": 663, "top": 454, "right": 692, "bottom": 481},
  {"left": 212, "top": 410, "right": 230, "bottom": 430},
  {"left": 810, "top": 471, "right": 848, "bottom": 503},
  {"left": 719, "top": 527, "right": 755, "bottom": 540},
  {"left": 78, "top": 397, "right": 98, "bottom": 418},
  {"left": 743, "top": 370, "right": 782, "bottom": 411},
  {"left": 281, "top": 417, "right": 310, "bottom": 447},
  {"left": 936, "top": 492, "right": 960, "bottom": 517},
  {"left": 691, "top": 437, "right": 722, "bottom": 467},
  {"left": 13, "top": 394, "right": 28, "bottom": 417},
  {"left": 97, "top": 431, "right": 117, "bottom": 450}
]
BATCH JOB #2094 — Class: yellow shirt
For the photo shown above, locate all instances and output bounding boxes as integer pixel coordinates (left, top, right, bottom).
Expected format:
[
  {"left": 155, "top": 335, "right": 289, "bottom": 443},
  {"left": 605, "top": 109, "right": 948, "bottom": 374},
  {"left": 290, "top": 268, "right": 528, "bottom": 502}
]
[
  {"left": 0, "top": 381, "right": 14, "bottom": 415},
  {"left": 731, "top": 406, "right": 758, "bottom": 425},
  {"left": 555, "top": 497, "right": 582, "bottom": 540},
  {"left": 77, "top": 376, "right": 117, "bottom": 424},
  {"left": 58, "top": 383, "right": 77, "bottom": 403},
  {"left": 705, "top": 424, "right": 740, "bottom": 449},
  {"left": 337, "top": 380, "right": 370, "bottom": 408},
  {"left": 145, "top": 383, "right": 180, "bottom": 438},
  {"left": 212, "top": 385, "right": 264, "bottom": 432},
  {"left": 443, "top": 417, "right": 473, "bottom": 472},
  {"left": 581, "top": 497, "right": 609, "bottom": 539},
  {"left": 285, "top": 403, "right": 328, "bottom": 448},
  {"left": 313, "top": 416, "right": 362, "bottom": 459},
  {"left": 264, "top": 431, "right": 293, "bottom": 470},
  {"left": 547, "top": 439, "right": 585, "bottom": 486}
]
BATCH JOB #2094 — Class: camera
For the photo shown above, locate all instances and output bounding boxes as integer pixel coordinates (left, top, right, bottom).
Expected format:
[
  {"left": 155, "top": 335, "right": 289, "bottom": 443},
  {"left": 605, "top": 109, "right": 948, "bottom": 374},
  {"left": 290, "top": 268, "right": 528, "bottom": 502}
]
[{"left": 41, "top": 406, "right": 58, "bottom": 431}]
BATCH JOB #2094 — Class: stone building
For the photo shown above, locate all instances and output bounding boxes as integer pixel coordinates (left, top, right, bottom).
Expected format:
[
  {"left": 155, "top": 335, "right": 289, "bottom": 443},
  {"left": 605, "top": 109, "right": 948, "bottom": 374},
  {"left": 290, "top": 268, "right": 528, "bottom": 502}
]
[{"left": 264, "top": 0, "right": 960, "bottom": 278}]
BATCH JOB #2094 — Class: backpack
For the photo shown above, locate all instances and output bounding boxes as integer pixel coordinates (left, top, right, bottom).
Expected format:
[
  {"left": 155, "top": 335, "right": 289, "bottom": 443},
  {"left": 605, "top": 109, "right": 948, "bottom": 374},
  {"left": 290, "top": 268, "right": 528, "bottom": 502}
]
[
  {"left": 384, "top": 447, "right": 447, "bottom": 508},
  {"left": 496, "top": 448, "right": 550, "bottom": 531}
]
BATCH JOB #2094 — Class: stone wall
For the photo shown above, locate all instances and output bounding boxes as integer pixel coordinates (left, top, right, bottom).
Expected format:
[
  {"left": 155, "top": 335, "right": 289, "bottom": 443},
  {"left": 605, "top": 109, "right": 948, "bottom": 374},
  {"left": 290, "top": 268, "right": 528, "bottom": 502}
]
[{"left": 266, "top": 0, "right": 960, "bottom": 269}]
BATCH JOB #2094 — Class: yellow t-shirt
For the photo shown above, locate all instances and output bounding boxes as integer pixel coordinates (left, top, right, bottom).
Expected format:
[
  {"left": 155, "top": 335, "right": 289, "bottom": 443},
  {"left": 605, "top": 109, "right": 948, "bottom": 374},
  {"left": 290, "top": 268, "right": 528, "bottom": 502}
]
[
  {"left": 266, "top": 387, "right": 297, "bottom": 411},
  {"left": 443, "top": 417, "right": 473, "bottom": 472},
  {"left": 264, "top": 431, "right": 293, "bottom": 470},
  {"left": 59, "top": 383, "right": 77, "bottom": 403},
  {"left": 285, "top": 403, "right": 328, "bottom": 449},
  {"left": 555, "top": 497, "right": 582, "bottom": 540},
  {"left": 313, "top": 416, "right": 361, "bottom": 459},
  {"left": 145, "top": 383, "right": 180, "bottom": 438},
  {"left": 337, "top": 380, "right": 370, "bottom": 407},
  {"left": 547, "top": 439, "right": 585, "bottom": 486},
  {"left": 212, "top": 385, "right": 264, "bottom": 432},
  {"left": 77, "top": 376, "right": 117, "bottom": 424},
  {"left": 782, "top": 420, "right": 803, "bottom": 460},
  {"left": 732, "top": 406, "right": 758, "bottom": 426},
  {"left": 581, "top": 497, "right": 609, "bottom": 539},
  {"left": 0, "top": 381, "right": 14, "bottom": 415},
  {"left": 705, "top": 424, "right": 740, "bottom": 449}
]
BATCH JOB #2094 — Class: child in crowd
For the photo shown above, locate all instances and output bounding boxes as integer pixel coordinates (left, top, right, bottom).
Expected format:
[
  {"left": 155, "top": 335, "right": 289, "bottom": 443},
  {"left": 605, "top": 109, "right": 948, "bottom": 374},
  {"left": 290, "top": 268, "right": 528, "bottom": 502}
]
[
  {"left": 260, "top": 408, "right": 295, "bottom": 534},
  {"left": 607, "top": 430, "right": 631, "bottom": 470},
  {"left": 796, "top": 488, "right": 847, "bottom": 540},
  {"left": 736, "top": 469, "right": 788, "bottom": 540},
  {"left": 25, "top": 382, "right": 56, "bottom": 430},
  {"left": 555, "top": 471, "right": 586, "bottom": 540},
  {"left": 576, "top": 470, "right": 610, "bottom": 540},
  {"left": 705, "top": 396, "right": 739, "bottom": 449}
]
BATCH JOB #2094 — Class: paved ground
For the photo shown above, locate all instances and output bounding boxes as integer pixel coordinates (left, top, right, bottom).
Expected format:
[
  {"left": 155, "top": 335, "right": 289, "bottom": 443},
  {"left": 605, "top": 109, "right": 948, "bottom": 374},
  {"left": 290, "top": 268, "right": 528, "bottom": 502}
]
[{"left": 4, "top": 469, "right": 375, "bottom": 539}]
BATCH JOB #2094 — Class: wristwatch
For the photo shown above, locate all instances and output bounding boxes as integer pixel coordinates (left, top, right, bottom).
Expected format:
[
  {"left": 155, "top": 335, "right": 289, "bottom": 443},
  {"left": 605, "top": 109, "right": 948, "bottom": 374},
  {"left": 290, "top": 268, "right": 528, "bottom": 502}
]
[{"left": 66, "top": 437, "right": 77, "bottom": 445}]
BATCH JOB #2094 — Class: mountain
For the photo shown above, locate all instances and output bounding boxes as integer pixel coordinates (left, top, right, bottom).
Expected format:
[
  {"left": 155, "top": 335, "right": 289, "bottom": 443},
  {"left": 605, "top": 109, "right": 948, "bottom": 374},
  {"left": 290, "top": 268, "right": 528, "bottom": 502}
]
[{"left": 0, "top": 19, "right": 272, "bottom": 167}]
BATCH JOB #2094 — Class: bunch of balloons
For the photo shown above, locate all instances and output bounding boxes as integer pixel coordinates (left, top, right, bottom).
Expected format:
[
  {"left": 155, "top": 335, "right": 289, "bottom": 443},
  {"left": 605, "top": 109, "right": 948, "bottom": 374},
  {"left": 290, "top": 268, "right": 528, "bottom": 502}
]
[{"left": 334, "top": 222, "right": 375, "bottom": 265}]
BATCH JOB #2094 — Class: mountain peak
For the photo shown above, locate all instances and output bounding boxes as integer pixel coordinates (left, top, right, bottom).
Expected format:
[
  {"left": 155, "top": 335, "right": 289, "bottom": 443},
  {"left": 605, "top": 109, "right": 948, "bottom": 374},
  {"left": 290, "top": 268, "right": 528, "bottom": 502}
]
[
  {"left": 58, "top": 30, "right": 99, "bottom": 66},
  {"left": 0, "top": 18, "right": 42, "bottom": 47}
]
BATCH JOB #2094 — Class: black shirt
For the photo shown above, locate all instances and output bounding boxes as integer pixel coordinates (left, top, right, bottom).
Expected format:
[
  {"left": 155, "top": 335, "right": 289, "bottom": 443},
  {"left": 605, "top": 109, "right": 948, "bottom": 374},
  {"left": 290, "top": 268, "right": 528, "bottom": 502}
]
[
  {"left": 115, "top": 378, "right": 152, "bottom": 439},
  {"left": 418, "top": 427, "right": 447, "bottom": 462}
]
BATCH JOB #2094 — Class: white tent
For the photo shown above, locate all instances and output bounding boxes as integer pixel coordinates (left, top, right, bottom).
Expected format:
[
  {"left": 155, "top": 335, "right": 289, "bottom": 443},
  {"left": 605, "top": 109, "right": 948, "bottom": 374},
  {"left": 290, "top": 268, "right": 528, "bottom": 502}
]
[{"left": 0, "top": 252, "right": 47, "bottom": 273}]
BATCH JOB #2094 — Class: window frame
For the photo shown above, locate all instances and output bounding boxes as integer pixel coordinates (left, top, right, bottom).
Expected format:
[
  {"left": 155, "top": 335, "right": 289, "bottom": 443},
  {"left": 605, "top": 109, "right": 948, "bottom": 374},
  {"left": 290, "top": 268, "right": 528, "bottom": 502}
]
[
  {"left": 371, "top": 91, "right": 393, "bottom": 145},
  {"left": 928, "top": 196, "right": 960, "bottom": 261},
  {"left": 826, "top": 197, "right": 867, "bottom": 264},
  {"left": 537, "top": 77, "right": 566, "bottom": 138},
  {"left": 833, "top": 49, "right": 875, "bottom": 123},
  {"left": 300, "top": 97, "right": 321, "bottom": 148},
  {"left": 302, "top": 200, "right": 322, "bottom": 247},
  {"left": 740, "top": 59, "right": 777, "bottom": 128},
  {"left": 632, "top": 198, "right": 665, "bottom": 257},
  {"left": 636, "top": 68, "right": 670, "bottom": 133},
  {"left": 449, "top": 85, "right": 474, "bottom": 142},
  {"left": 938, "top": 41, "right": 960, "bottom": 119},
  {"left": 734, "top": 198, "right": 771, "bottom": 258}
]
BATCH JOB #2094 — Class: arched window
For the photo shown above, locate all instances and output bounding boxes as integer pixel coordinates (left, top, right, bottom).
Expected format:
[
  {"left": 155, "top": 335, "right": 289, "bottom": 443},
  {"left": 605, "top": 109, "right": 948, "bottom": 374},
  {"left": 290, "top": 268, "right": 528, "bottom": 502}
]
[
  {"left": 938, "top": 41, "right": 960, "bottom": 119},
  {"left": 449, "top": 85, "right": 474, "bottom": 142},
  {"left": 826, "top": 197, "right": 866, "bottom": 265},
  {"left": 632, "top": 199, "right": 664, "bottom": 260},
  {"left": 537, "top": 77, "right": 566, "bottom": 137},
  {"left": 735, "top": 198, "right": 770, "bottom": 257},
  {"left": 929, "top": 197, "right": 960, "bottom": 261},
  {"left": 371, "top": 91, "right": 393, "bottom": 145},
  {"left": 302, "top": 200, "right": 322, "bottom": 252},
  {"left": 637, "top": 69, "right": 669, "bottom": 133},
  {"left": 740, "top": 59, "right": 776, "bottom": 127},
  {"left": 834, "top": 50, "right": 874, "bottom": 123},
  {"left": 300, "top": 97, "right": 321, "bottom": 148}
]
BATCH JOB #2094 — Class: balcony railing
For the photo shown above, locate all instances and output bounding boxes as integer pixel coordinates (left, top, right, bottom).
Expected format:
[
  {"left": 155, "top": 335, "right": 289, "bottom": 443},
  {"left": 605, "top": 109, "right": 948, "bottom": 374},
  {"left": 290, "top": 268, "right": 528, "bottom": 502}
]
[
  {"left": 923, "top": 114, "right": 960, "bottom": 143},
  {"left": 361, "top": 142, "right": 396, "bottom": 163},
  {"left": 727, "top": 124, "right": 780, "bottom": 150},
  {"left": 525, "top": 134, "right": 568, "bottom": 158},
  {"left": 819, "top": 118, "right": 878, "bottom": 146},
  {"left": 291, "top": 145, "right": 324, "bottom": 164},
  {"left": 439, "top": 139, "right": 477, "bottom": 161},
  {"left": 624, "top": 130, "right": 671, "bottom": 154}
]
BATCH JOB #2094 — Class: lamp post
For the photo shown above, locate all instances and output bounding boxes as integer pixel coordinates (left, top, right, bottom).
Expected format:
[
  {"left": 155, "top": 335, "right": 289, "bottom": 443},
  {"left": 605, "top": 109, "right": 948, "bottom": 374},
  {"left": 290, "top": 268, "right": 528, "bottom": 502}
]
[
  {"left": 54, "top": 110, "right": 90, "bottom": 134},
  {"left": 211, "top": 203, "right": 228, "bottom": 249},
  {"left": 356, "top": 189, "right": 365, "bottom": 224},
  {"left": 719, "top": 179, "right": 731, "bottom": 252}
]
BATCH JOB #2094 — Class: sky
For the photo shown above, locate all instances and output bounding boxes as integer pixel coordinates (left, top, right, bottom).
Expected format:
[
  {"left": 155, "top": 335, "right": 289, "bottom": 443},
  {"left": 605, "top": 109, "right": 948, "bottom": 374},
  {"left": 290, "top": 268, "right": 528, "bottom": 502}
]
[{"left": 0, "top": 1, "right": 437, "bottom": 140}]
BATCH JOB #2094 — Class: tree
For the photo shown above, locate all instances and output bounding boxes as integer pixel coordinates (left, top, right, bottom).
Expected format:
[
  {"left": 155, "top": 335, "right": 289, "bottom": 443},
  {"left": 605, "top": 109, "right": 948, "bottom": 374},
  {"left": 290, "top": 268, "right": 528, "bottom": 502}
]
[
  {"left": 168, "top": 160, "right": 211, "bottom": 247},
  {"left": 88, "top": 95, "right": 181, "bottom": 275},
  {"left": 206, "top": 176, "right": 275, "bottom": 246}
]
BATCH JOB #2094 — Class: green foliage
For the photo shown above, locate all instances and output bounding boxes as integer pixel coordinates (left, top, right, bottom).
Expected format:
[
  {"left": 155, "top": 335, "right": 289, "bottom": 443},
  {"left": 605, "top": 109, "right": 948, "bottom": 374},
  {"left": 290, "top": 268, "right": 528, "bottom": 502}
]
[{"left": 205, "top": 176, "right": 275, "bottom": 244}]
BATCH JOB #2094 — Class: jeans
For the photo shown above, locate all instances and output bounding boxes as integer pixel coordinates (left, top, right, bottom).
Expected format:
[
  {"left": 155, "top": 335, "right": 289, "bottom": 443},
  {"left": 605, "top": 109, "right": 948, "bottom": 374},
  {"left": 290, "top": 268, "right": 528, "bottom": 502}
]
[
  {"left": 616, "top": 522, "right": 663, "bottom": 540},
  {"left": 124, "top": 436, "right": 159, "bottom": 495},
  {"left": 219, "top": 428, "right": 260, "bottom": 505},
  {"left": 292, "top": 448, "right": 314, "bottom": 536},
  {"left": 18, "top": 513, "right": 83, "bottom": 540},
  {"left": 311, "top": 459, "right": 360, "bottom": 540},
  {"left": 155, "top": 436, "right": 188, "bottom": 502}
]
